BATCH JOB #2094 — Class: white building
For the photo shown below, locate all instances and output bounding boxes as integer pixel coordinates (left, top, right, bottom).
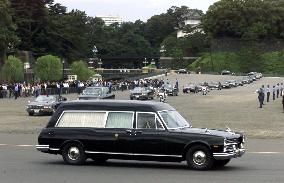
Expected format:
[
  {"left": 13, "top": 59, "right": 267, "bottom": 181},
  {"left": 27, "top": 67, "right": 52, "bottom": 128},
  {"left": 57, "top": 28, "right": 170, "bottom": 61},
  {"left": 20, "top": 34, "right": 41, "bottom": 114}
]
[
  {"left": 96, "top": 15, "right": 123, "bottom": 26},
  {"left": 177, "top": 10, "right": 202, "bottom": 38}
]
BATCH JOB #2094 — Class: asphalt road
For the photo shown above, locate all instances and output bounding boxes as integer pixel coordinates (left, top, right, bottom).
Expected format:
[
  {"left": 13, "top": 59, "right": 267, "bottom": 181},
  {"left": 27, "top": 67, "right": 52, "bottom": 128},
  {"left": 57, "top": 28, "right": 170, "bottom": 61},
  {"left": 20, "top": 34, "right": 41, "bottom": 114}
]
[{"left": 0, "top": 133, "right": 284, "bottom": 183}]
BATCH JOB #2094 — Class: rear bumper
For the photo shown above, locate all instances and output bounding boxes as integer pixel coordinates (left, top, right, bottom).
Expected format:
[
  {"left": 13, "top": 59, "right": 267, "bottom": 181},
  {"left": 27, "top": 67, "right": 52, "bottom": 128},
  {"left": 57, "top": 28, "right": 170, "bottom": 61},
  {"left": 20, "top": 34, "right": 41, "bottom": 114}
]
[
  {"left": 213, "top": 148, "right": 245, "bottom": 160},
  {"left": 36, "top": 145, "right": 59, "bottom": 153}
]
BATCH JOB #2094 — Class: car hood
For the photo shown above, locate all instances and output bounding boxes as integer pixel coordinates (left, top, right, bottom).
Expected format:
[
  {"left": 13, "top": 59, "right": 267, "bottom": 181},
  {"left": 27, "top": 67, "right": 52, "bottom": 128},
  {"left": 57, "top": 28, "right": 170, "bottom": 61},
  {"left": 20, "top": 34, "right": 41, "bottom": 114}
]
[
  {"left": 170, "top": 127, "right": 242, "bottom": 139},
  {"left": 28, "top": 101, "right": 54, "bottom": 106}
]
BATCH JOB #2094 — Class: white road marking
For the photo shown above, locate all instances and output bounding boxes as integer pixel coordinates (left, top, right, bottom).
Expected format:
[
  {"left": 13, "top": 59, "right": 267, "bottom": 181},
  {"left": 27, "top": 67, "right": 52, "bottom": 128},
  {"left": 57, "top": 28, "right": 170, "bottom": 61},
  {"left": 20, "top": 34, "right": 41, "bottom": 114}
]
[
  {"left": 0, "top": 144, "right": 35, "bottom": 147},
  {"left": 248, "top": 152, "right": 282, "bottom": 154}
]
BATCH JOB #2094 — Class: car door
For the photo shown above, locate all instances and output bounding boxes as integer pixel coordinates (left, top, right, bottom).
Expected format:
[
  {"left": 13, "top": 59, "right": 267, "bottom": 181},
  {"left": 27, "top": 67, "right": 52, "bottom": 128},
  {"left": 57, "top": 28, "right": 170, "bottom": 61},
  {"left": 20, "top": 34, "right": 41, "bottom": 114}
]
[
  {"left": 132, "top": 112, "right": 168, "bottom": 155},
  {"left": 104, "top": 111, "right": 135, "bottom": 154}
]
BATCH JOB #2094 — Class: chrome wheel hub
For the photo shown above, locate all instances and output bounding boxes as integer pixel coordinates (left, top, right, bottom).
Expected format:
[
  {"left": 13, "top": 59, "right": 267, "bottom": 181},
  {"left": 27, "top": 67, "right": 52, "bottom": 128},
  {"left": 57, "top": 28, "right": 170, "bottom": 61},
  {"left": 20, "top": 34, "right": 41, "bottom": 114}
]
[
  {"left": 193, "top": 151, "right": 206, "bottom": 165},
  {"left": 68, "top": 147, "right": 80, "bottom": 161}
]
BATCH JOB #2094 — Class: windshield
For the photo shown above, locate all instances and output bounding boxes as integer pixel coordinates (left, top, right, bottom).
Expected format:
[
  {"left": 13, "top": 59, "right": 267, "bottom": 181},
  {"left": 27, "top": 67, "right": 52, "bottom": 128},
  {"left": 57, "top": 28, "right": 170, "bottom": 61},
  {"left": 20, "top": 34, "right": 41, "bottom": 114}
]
[
  {"left": 163, "top": 84, "right": 173, "bottom": 89},
  {"left": 132, "top": 87, "right": 143, "bottom": 93},
  {"left": 35, "top": 96, "right": 55, "bottom": 102},
  {"left": 83, "top": 88, "right": 102, "bottom": 95},
  {"left": 159, "top": 110, "right": 191, "bottom": 129}
]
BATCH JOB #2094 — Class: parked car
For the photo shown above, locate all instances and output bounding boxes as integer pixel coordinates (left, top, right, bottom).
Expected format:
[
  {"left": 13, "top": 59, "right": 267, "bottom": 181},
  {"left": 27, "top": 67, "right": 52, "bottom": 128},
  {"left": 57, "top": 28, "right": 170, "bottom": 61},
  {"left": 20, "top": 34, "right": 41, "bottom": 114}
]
[
  {"left": 177, "top": 69, "right": 189, "bottom": 74},
  {"left": 227, "top": 80, "right": 237, "bottom": 87},
  {"left": 78, "top": 87, "right": 115, "bottom": 100},
  {"left": 162, "top": 84, "right": 178, "bottom": 96},
  {"left": 26, "top": 95, "right": 67, "bottom": 116},
  {"left": 235, "top": 80, "right": 244, "bottom": 86},
  {"left": 242, "top": 76, "right": 253, "bottom": 84},
  {"left": 130, "top": 87, "right": 155, "bottom": 100},
  {"left": 221, "top": 70, "right": 231, "bottom": 75},
  {"left": 183, "top": 84, "right": 198, "bottom": 93},
  {"left": 220, "top": 81, "right": 231, "bottom": 89},
  {"left": 208, "top": 82, "right": 222, "bottom": 90},
  {"left": 36, "top": 100, "right": 245, "bottom": 170}
]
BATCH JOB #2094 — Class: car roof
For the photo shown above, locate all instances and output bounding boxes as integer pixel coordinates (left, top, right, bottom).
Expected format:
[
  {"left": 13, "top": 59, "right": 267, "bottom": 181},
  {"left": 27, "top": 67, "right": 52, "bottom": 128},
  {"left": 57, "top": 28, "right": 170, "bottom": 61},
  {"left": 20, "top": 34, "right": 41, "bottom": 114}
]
[{"left": 58, "top": 100, "right": 175, "bottom": 112}]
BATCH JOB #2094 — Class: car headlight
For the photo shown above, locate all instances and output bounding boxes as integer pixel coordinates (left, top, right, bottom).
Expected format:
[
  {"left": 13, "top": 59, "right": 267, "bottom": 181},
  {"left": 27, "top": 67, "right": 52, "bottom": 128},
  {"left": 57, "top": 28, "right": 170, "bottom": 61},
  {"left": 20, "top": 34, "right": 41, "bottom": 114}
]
[{"left": 26, "top": 106, "right": 31, "bottom": 109}]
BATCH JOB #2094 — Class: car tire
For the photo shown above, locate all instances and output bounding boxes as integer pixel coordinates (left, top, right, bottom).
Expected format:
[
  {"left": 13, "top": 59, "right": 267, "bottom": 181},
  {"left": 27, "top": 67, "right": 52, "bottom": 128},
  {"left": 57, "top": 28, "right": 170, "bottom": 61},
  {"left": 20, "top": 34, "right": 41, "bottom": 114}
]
[
  {"left": 62, "top": 143, "right": 86, "bottom": 165},
  {"left": 186, "top": 145, "right": 214, "bottom": 170},
  {"left": 213, "top": 159, "right": 231, "bottom": 168},
  {"left": 28, "top": 112, "right": 34, "bottom": 116}
]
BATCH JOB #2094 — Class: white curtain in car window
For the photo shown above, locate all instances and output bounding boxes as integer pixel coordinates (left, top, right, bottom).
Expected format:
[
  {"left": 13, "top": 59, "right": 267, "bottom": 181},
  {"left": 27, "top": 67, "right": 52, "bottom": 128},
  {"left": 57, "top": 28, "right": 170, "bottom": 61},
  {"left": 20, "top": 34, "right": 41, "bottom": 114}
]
[
  {"left": 57, "top": 112, "right": 106, "bottom": 128},
  {"left": 106, "top": 112, "right": 133, "bottom": 128}
]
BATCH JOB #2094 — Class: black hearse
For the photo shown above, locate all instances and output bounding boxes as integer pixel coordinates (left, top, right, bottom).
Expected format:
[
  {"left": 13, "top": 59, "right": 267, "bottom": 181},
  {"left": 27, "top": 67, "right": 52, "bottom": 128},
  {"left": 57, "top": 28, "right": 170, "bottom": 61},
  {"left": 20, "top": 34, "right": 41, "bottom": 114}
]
[{"left": 36, "top": 100, "right": 245, "bottom": 170}]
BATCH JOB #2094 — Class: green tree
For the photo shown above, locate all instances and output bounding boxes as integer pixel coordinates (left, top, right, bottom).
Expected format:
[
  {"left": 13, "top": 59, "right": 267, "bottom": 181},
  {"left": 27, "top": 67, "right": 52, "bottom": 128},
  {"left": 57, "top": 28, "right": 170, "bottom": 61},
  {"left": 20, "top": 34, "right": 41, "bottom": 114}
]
[
  {"left": 0, "top": 0, "right": 18, "bottom": 65},
  {"left": 34, "top": 55, "right": 62, "bottom": 81},
  {"left": 70, "top": 60, "right": 93, "bottom": 81},
  {"left": 202, "top": 0, "right": 284, "bottom": 39},
  {"left": 2, "top": 56, "right": 23, "bottom": 83},
  {"left": 10, "top": 0, "right": 49, "bottom": 53}
]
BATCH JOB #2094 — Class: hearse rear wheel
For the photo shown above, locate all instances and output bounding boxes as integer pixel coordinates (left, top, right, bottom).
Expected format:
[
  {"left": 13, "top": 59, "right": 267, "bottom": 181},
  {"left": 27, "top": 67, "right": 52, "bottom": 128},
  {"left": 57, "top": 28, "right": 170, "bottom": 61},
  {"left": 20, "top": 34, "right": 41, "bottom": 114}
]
[
  {"left": 186, "top": 145, "right": 214, "bottom": 170},
  {"left": 62, "top": 143, "right": 86, "bottom": 165}
]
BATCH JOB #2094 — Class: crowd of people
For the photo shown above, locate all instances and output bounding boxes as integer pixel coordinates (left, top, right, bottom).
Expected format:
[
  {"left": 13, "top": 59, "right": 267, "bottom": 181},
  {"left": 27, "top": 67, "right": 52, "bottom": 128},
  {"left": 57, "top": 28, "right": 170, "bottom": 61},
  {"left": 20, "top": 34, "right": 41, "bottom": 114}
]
[
  {"left": 0, "top": 78, "right": 171, "bottom": 100},
  {"left": 257, "top": 83, "right": 284, "bottom": 112},
  {"left": 0, "top": 81, "right": 86, "bottom": 99}
]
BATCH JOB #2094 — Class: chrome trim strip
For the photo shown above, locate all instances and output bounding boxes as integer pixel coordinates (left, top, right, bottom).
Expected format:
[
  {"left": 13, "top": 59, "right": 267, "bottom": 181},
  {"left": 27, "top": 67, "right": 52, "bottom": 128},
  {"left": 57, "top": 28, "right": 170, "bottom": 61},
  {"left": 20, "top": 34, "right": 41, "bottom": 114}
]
[
  {"left": 85, "top": 151, "right": 182, "bottom": 158},
  {"left": 50, "top": 148, "right": 60, "bottom": 151}
]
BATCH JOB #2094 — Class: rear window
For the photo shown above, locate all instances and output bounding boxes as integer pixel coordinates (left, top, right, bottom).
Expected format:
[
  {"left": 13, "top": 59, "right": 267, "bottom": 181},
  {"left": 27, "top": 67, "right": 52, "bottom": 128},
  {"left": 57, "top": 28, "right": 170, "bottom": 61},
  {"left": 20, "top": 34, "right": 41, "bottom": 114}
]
[
  {"left": 55, "top": 111, "right": 134, "bottom": 128},
  {"left": 56, "top": 111, "right": 106, "bottom": 128}
]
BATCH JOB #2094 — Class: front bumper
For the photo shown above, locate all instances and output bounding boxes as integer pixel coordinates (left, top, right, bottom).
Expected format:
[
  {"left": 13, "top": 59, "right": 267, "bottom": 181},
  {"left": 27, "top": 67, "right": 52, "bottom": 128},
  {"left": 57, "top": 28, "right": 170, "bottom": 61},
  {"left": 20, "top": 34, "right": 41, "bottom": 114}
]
[
  {"left": 213, "top": 148, "right": 245, "bottom": 160},
  {"left": 27, "top": 108, "right": 53, "bottom": 114}
]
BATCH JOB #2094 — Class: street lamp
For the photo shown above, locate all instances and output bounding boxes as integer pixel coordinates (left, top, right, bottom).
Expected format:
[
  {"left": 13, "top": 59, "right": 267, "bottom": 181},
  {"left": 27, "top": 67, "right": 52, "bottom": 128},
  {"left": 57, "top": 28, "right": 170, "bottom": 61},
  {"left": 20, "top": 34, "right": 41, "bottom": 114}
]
[
  {"left": 98, "top": 59, "right": 102, "bottom": 68},
  {"left": 62, "top": 59, "right": 65, "bottom": 80},
  {"left": 143, "top": 58, "right": 148, "bottom": 67}
]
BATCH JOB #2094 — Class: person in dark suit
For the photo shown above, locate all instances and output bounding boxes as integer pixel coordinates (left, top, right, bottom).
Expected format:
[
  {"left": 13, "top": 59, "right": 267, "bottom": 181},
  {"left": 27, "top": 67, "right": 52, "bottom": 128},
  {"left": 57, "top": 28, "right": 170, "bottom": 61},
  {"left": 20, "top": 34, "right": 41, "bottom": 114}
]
[
  {"left": 266, "top": 85, "right": 270, "bottom": 102},
  {"left": 258, "top": 88, "right": 265, "bottom": 108},
  {"left": 282, "top": 95, "right": 284, "bottom": 113},
  {"left": 273, "top": 86, "right": 276, "bottom": 101}
]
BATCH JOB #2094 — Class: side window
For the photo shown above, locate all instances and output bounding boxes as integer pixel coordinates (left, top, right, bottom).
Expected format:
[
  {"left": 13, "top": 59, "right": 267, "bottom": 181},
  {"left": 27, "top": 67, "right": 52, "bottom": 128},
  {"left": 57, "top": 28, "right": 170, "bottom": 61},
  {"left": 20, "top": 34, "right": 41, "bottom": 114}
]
[
  {"left": 105, "top": 112, "right": 134, "bottom": 128},
  {"left": 56, "top": 111, "right": 106, "bottom": 128},
  {"left": 137, "top": 112, "right": 163, "bottom": 129}
]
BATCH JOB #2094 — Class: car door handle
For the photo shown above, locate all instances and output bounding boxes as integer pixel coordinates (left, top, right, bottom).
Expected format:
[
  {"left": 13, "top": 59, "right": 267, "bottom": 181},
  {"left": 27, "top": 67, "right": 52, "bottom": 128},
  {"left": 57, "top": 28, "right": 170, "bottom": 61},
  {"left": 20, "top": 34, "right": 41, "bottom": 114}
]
[
  {"left": 125, "top": 130, "right": 132, "bottom": 134},
  {"left": 135, "top": 131, "right": 143, "bottom": 134}
]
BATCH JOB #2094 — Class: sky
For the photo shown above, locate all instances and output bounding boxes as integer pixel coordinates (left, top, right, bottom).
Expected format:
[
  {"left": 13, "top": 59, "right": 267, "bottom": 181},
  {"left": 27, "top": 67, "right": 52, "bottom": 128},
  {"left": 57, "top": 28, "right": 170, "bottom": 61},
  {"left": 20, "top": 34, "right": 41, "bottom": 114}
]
[{"left": 54, "top": 0, "right": 219, "bottom": 22}]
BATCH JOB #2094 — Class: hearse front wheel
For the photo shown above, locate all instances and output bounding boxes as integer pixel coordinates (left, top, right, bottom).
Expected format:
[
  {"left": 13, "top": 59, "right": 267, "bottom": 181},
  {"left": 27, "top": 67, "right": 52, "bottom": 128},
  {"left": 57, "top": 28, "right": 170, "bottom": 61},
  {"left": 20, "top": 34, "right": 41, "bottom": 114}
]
[
  {"left": 186, "top": 145, "right": 214, "bottom": 170},
  {"left": 62, "top": 143, "right": 86, "bottom": 165}
]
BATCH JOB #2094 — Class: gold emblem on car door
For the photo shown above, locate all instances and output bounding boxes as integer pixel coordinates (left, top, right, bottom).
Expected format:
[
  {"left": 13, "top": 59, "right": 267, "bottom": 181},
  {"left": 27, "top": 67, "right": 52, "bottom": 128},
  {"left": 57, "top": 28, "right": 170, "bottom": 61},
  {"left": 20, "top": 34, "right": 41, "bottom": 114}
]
[{"left": 114, "top": 133, "right": 119, "bottom": 139}]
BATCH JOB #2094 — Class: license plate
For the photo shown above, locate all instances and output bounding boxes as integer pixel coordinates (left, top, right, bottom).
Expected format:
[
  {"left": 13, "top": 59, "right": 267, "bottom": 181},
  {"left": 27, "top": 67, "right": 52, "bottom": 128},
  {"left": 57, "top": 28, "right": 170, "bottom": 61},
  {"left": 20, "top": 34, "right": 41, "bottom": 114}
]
[{"left": 34, "top": 109, "right": 40, "bottom": 113}]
